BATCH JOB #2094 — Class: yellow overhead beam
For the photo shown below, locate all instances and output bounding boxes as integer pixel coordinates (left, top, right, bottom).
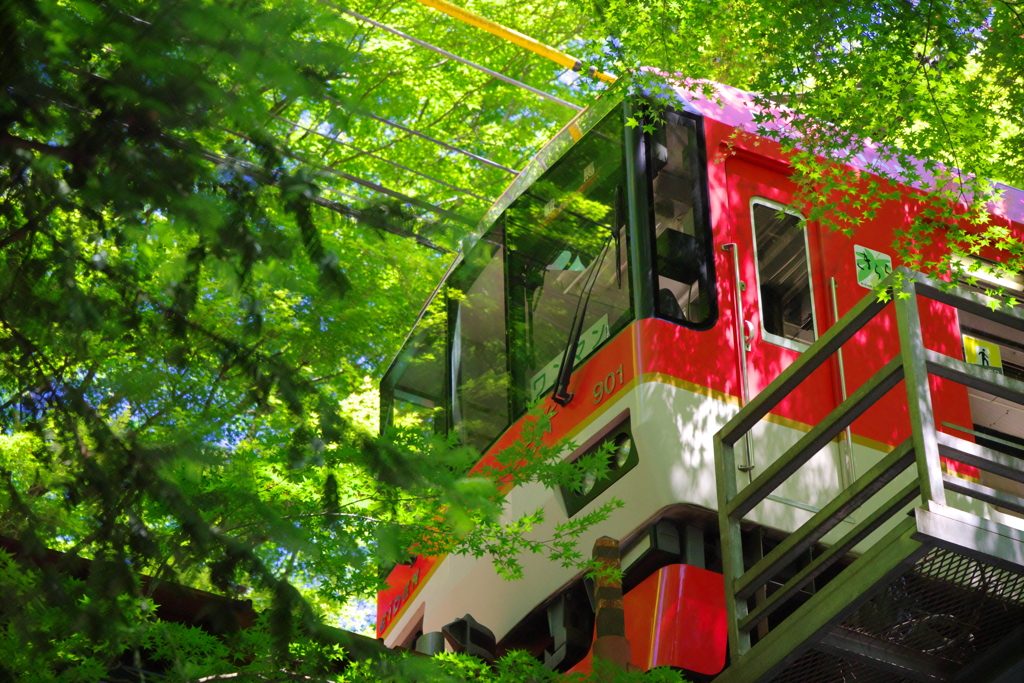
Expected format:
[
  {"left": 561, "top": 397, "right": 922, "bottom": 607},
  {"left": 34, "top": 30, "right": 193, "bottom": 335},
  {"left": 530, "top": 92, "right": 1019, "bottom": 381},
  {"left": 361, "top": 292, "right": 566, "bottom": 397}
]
[{"left": 411, "top": 0, "right": 616, "bottom": 84}]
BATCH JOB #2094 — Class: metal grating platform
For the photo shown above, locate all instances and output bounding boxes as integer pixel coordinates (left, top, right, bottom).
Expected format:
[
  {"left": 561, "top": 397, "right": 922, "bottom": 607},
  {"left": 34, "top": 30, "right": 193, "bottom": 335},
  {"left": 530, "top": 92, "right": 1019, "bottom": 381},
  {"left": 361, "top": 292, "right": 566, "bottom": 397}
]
[
  {"left": 772, "top": 649, "right": 916, "bottom": 683},
  {"left": 761, "top": 547, "right": 1024, "bottom": 683},
  {"left": 843, "top": 547, "right": 1024, "bottom": 666}
]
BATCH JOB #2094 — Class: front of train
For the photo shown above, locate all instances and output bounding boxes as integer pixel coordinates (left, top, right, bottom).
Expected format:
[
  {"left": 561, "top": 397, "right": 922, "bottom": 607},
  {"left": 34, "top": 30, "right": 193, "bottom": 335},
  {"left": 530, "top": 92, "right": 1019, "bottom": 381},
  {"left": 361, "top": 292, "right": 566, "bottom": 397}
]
[{"left": 375, "top": 81, "right": 733, "bottom": 677}]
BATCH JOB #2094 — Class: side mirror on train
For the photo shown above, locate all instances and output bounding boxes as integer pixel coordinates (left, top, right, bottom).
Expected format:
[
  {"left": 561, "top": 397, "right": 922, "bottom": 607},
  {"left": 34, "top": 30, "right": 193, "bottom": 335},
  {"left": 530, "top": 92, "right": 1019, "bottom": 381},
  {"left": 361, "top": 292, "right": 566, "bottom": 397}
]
[{"left": 441, "top": 613, "right": 496, "bottom": 663}]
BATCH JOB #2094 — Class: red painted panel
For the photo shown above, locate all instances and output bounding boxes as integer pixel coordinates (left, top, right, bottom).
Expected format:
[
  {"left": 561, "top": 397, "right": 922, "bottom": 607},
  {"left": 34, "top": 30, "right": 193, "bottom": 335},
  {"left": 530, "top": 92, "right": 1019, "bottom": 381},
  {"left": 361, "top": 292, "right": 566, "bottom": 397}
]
[
  {"left": 639, "top": 318, "right": 740, "bottom": 400},
  {"left": 376, "top": 554, "right": 436, "bottom": 637},
  {"left": 568, "top": 564, "right": 727, "bottom": 675}
]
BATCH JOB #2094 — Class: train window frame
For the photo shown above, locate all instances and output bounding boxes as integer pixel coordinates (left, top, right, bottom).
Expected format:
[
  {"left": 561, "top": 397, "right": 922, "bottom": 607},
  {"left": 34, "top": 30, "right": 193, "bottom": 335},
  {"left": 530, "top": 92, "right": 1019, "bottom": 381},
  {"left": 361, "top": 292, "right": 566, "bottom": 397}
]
[
  {"left": 749, "top": 197, "right": 818, "bottom": 352},
  {"left": 645, "top": 108, "right": 718, "bottom": 330}
]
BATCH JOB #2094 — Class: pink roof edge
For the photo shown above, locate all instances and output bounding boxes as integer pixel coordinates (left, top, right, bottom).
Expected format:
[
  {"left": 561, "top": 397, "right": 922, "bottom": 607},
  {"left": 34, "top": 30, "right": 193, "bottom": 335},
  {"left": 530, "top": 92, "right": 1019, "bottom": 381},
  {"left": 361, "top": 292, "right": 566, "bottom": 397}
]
[{"left": 657, "top": 75, "right": 1024, "bottom": 226}]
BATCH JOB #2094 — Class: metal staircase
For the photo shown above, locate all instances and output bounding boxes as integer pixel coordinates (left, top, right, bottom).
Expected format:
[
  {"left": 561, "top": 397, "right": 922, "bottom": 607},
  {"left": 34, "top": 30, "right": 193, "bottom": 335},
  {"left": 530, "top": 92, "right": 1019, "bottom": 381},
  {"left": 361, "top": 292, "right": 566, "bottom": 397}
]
[{"left": 713, "top": 268, "right": 1024, "bottom": 683}]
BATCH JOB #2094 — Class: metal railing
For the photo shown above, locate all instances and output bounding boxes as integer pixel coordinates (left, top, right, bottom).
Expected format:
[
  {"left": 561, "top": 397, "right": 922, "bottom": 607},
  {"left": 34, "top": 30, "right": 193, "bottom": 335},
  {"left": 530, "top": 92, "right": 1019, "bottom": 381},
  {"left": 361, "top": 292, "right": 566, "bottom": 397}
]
[{"left": 714, "top": 267, "right": 1024, "bottom": 667}]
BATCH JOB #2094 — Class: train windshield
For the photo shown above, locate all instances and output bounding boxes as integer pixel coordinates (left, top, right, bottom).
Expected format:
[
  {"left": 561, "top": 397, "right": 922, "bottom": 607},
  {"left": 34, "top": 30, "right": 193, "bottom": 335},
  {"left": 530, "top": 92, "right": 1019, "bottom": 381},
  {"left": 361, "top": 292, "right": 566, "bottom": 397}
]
[
  {"left": 506, "top": 112, "right": 631, "bottom": 404},
  {"left": 650, "top": 110, "right": 715, "bottom": 327},
  {"left": 380, "top": 108, "right": 632, "bottom": 452}
]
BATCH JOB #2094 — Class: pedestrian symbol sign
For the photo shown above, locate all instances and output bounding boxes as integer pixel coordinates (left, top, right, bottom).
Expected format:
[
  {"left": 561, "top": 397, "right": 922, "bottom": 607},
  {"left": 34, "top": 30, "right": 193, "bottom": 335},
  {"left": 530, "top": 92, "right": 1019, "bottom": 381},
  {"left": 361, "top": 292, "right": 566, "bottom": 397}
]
[{"left": 962, "top": 335, "right": 1003, "bottom": 373}]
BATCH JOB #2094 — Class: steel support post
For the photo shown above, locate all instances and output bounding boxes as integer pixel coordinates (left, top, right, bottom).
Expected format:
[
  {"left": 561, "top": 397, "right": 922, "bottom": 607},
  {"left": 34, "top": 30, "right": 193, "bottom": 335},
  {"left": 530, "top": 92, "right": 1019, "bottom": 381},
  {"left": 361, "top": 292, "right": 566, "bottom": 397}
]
[
  {"left": 894, "top": 280, "right": 947, "bottom": 506},
  {"left": 716, "top": 434, "right": 750, "bottom": 659}
]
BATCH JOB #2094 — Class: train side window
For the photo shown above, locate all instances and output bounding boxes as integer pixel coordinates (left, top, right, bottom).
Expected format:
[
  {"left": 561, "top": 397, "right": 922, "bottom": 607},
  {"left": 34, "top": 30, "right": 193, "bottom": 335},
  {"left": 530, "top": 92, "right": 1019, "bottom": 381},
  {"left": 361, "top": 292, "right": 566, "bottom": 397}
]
[
  {"left": 449, "top": 229, "right": 510, "bottom": 453},
  {"left": 649, "top": 111, "right": 716, "bottom": 328},
  {"left": 380, "top": 294, "right": 449, "bottom": 438},
  {"left": 750, "top": 200, "right": 816, "bottom": 349}
]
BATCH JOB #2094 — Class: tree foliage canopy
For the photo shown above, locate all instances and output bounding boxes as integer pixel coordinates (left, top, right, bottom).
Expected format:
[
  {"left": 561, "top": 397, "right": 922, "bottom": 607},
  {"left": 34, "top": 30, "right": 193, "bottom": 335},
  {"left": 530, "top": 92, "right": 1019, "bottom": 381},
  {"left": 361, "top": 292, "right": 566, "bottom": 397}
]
[
  {"left": 2, "top": 0, "right": 1022, "bottom": 680},
  {"left": 593, "top": 0, "right": 1024, "bottom": 291}
]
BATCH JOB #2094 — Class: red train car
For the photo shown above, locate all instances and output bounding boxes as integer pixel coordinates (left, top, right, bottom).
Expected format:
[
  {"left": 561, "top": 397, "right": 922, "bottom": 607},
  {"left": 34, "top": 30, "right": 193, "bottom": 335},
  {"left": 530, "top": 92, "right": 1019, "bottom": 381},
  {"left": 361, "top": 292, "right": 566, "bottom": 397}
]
[{"left": 376, "top": 79, "right": 1024, "bottom": 679}]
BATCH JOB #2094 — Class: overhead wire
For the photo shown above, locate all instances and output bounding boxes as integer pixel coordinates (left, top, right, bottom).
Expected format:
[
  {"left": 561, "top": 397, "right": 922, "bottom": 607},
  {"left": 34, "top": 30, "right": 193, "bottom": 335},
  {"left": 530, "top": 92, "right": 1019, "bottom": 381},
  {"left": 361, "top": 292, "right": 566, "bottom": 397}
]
[
  {"left": 264, "top": 1, "right": 602, "bottom": 245},
  {"left": 329, "top": 5, "right": 583, "bottom": 112},
  {"left": 43, "top": 15, "right": 504, "bottom": 248},
  {"left": 202, "top": 146, "right": 452, "bottom": 252},
  {"left": 324, "top": 95, "right": 521, "bottom": 175},
  {"left": 222, "top": 107, "right": 485, "bottom": 230},
  {"left": 271, "top": 113, "right": 491, "bottom": 201},
  {"left": 302, "top": 157, "right": 477, "bottom": 226},
  {"left": 212, "top": 125, "right": 475, "bottom": 229},
  {"left": 410, "top": 0, "right": 617, "bottom": 84},
  {"left": 311, "top": 192, "right": 451, "bottom": 253},
  {"left": 325, "top": 96, "right": 520, "bottom": 176}
]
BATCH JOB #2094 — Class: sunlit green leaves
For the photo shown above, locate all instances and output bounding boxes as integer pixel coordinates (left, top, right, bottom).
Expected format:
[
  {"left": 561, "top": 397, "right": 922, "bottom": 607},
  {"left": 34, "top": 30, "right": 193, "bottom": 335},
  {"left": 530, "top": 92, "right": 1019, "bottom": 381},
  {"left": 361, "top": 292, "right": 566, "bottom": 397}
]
[
  {"left": 0, "top": 0, "right": 722, "bottom": 680},
  {"left": 597, "top": 0, "right": 1024, "bottom": 290}
]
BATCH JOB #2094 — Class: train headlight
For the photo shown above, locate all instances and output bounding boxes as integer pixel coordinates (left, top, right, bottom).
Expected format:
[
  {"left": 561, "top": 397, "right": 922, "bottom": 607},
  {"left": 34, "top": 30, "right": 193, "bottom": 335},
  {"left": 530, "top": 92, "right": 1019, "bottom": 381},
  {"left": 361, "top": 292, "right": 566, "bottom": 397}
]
[
  {"left": 611, "top": 433, "right": 632, "bottom": 469},
  {"left": 561, "top": 421, "right": 638, "bottom": 517}
]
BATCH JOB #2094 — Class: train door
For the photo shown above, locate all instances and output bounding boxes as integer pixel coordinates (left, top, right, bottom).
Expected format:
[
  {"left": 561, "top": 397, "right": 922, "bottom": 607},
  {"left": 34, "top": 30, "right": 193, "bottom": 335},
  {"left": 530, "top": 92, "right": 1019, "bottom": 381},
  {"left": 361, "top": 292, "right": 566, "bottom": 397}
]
[{"left": 724, "top": 157, "right": 846, "bottom": 514}]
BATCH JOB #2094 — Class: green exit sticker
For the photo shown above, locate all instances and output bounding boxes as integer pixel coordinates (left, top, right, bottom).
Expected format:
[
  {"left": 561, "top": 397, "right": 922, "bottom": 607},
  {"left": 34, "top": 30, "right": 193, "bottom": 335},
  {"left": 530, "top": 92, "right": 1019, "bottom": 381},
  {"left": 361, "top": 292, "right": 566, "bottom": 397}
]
[{"left": 855, "top": 245, "right": 893, "bottom": 288}]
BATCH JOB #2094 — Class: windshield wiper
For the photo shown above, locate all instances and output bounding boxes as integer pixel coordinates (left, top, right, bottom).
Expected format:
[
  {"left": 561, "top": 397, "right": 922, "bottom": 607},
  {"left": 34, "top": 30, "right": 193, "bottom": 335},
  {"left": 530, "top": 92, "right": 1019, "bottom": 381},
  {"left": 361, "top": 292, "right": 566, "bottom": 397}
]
[{"left": 551, "top": 232, "right": 614, "bottom": 407}]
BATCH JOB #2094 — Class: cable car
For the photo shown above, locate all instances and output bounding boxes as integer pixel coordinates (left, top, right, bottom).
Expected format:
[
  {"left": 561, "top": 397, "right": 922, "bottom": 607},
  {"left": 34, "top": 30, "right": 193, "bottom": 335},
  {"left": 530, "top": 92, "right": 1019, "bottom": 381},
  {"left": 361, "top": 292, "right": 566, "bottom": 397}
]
[{"left": 376, "top": 78, "right": 1024, "bottom": 681}]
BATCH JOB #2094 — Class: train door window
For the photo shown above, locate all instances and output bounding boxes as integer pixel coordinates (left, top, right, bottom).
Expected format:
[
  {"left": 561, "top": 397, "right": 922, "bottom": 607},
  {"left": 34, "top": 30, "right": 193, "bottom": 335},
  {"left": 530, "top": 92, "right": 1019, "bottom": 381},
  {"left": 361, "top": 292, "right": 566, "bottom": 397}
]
[
  {"left": 750, "top": 200, "right": 816, "bottom": 349},
  {"left": 449, "top": 229, "right": 510, "bottom": 453},
  {"left": 380, "top": 294, "right": 448, "bottom": 438},
  {"left": 649, "top": 110, "right": 716, "bottom": 327},
  {"left": 507, "top": 111, "right": 631, "bottom": 410}
]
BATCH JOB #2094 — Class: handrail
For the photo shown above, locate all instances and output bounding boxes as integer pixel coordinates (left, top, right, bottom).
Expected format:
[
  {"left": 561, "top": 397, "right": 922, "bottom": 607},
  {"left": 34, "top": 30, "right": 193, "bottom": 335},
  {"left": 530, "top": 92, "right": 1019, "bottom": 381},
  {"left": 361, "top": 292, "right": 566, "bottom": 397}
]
[
  {"left": 830, "top": 276, "right": 857, "bottom": 486},
  {"left": 912, "top": 275, "right": 1024, "bottom": 333},
  {"left": 717, "top": 284, "right": 889, "bottom": 446},
  {"left": 733, "top": 439, "right": 915, "bottom": 601},
  {"left": 738, "top": 479, "right": 920, "bottom": 632},
  {"left": 715, "top": 266, "right": 1024, "bottom": 661},
  {"left": 935, "top": 431, "right": 1024, "bottom": 484},
  {"left": 727, "top": 355, "right": 905, "bottom": 519},
  {"left": 925, "top": 348, "right": 1024, "bottom": 403},
  {"left": 723, "top": 243, "right": 754, "bottom": 473}
]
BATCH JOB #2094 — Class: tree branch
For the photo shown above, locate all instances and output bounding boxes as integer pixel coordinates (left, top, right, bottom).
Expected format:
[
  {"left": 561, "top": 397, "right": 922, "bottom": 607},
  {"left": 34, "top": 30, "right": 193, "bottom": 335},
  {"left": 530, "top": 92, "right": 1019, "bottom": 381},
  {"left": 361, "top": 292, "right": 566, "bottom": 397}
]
[
  {"left": 0, "top": 132, "right": 77, "bottom": 163},
  {"left": 0, "top": 200, "right": 59, "bottom": 251}
]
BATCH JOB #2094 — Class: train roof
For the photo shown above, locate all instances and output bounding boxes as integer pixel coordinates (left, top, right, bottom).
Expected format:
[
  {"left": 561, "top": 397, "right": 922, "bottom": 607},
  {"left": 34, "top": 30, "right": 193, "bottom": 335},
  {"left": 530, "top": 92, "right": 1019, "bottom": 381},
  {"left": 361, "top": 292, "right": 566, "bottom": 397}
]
[
  {"left": 664, "top": 77, "right": 1024, "bottom": 225},
  {"left": 473, "top": 76, "right": 1024, "bottom": 251}
]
